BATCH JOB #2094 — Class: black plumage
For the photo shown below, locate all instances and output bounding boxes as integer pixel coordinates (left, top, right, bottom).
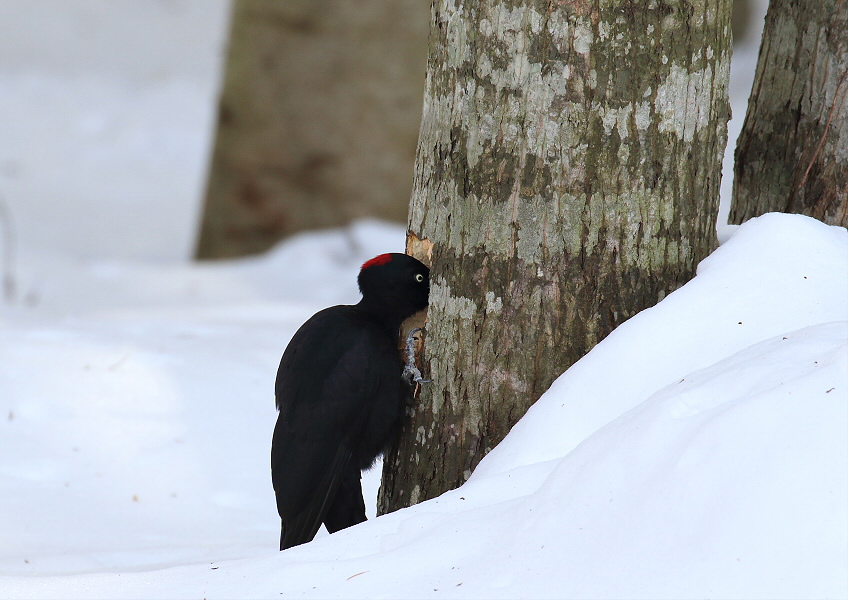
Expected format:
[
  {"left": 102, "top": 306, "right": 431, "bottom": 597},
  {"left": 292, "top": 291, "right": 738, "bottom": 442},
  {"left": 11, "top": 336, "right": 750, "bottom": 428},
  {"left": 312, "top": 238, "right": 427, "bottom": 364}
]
[{"left": 271, "top": 253, "right": 430, "bottom": 550}]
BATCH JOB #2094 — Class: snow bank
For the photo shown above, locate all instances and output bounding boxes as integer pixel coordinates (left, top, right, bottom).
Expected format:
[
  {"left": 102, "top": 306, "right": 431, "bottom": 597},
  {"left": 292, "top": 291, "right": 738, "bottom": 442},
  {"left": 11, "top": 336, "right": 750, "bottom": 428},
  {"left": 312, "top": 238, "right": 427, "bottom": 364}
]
[{"left": 1, "top": 214, "right": 845, "bottom": 600}]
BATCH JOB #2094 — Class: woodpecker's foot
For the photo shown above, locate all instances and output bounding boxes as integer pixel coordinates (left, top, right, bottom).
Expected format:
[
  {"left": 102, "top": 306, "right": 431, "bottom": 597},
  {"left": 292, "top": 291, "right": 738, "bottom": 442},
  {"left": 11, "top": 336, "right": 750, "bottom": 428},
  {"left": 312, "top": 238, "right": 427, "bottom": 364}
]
[{"left": 402, "top": 327, "right": 430, "bottom": 384}]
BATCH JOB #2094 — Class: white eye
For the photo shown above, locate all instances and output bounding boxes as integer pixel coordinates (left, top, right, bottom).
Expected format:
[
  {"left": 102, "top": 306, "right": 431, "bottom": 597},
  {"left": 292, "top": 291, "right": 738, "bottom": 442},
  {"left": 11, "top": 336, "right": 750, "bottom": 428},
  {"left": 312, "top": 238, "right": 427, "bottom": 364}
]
[{"left": 414, "top": 273, "right": 424, "bottom": 282}]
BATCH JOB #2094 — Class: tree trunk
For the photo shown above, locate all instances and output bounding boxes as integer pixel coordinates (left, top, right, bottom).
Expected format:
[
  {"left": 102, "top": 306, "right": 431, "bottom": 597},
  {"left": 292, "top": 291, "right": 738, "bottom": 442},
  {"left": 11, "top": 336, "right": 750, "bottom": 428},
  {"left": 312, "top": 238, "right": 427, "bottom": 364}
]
[
  {"left": 379, "top": 0, "right": 732, "bottom": 514},
  {"left": 731, "top": 0, "right": 848, "bottom": 227},
  {"left": 195, "top": 0, "right": 429, "bottom": 259}
]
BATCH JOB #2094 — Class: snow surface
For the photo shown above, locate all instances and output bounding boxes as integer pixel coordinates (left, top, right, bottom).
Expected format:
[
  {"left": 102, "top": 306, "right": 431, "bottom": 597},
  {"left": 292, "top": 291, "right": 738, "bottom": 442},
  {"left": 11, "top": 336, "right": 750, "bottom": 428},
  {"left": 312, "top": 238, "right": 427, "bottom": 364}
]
[
  {"left": 2, "top": 1, "right": 847, "bottom": 598},
  {"left": 0, "top": 0, "right": 230, "bottom": 261},
  {"left": 1, "top": 214, "right": 846, "bottom": 599}
]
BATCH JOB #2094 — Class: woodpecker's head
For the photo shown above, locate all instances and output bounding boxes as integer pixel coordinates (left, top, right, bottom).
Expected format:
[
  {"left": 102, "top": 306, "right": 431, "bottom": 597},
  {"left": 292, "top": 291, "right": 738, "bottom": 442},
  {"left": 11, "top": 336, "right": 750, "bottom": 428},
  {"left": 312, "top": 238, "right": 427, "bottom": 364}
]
[{"left": 357, "top": 253, "right": 430, "bottom": 321}]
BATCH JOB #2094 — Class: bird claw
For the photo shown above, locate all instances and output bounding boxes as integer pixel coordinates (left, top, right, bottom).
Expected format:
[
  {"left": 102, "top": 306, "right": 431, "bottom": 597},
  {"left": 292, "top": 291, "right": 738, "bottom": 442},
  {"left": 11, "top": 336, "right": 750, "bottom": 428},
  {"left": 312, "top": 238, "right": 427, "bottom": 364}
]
[{"left": 402, "top": 327, "right": 431, "bottom": 385}]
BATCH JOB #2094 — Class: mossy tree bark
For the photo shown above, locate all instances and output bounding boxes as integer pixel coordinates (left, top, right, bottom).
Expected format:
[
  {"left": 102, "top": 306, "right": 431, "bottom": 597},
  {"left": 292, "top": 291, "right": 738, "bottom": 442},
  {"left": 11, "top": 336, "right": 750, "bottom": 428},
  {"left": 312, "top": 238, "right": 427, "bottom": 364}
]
[
  {"left": 731, "top": 0, "right": 848, "bottom": 227},
  {"left": 379, "top": 0, "right": 731, "bottom": 513},
  {"left": 196, "top": 0, "right": 429, "bottom": 259}
]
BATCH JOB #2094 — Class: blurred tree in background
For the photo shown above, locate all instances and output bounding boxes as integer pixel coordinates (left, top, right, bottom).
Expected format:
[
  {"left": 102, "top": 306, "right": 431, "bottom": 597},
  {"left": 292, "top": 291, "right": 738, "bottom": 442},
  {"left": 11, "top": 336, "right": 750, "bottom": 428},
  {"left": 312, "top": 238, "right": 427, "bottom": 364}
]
[{"left": 196, "top": 0, "right": 429, "bottom": 259}]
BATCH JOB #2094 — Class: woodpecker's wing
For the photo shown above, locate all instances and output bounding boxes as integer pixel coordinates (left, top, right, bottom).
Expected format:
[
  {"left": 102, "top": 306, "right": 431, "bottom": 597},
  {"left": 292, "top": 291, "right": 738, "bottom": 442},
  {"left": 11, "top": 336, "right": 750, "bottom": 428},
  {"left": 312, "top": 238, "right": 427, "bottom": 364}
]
[
  {"left": 274, "top": 440, "right": 351, "bottom": 549},
  {"left": 271, "top": 308, "right": 391, "bottom": 548}
]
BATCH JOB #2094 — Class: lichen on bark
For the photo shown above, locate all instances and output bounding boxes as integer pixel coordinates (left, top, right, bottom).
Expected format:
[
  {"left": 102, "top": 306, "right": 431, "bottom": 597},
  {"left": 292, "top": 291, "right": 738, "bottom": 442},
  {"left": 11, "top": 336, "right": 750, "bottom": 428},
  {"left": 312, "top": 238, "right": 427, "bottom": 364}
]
[{"left": 379, "top": 0, "right": 732, "bottom": 514}]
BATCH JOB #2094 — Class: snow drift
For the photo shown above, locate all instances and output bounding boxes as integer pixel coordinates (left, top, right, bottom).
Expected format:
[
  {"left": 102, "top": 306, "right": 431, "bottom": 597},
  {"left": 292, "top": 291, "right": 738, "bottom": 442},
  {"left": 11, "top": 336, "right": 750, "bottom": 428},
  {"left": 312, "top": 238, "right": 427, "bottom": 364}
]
[{"left": 1, "top": 214, "right": 846, "bottom": 599}]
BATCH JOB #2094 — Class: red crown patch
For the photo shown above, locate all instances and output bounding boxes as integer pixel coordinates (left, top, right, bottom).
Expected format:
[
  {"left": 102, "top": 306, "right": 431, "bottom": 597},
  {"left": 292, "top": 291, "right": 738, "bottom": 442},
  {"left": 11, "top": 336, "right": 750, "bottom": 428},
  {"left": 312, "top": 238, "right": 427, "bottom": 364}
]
[{"left": 361, "top": 253, "right": 394, "bottom": 270}]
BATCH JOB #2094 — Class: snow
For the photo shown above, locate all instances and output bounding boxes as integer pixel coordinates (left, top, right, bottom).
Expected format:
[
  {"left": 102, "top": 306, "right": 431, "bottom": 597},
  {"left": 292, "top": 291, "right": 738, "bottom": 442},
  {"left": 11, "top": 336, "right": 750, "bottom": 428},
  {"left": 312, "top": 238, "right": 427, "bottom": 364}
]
[
  {"left": 0, "top": 0, "right": 230, "bottom": 261},
  {"left": 1, "top": 1, "right": 847, "bottom": 599},
  {"left": 2, "top": 214, "right": 845, "bottom": 599}
]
